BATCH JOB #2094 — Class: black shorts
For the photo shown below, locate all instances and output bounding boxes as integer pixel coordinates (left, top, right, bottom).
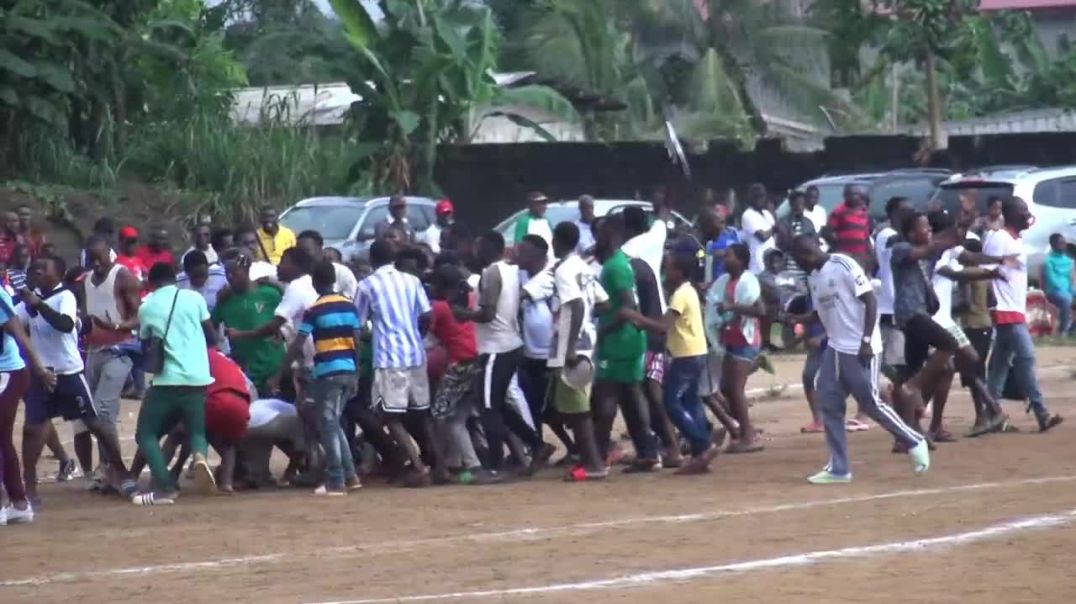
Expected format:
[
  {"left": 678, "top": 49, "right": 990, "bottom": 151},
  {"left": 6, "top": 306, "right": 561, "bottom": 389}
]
[
  {"left": 902, "top": 314, "right": 959, "bottom": 376},
  {"left": 24, "top": 373, "right": 97, "bottom": 425}
]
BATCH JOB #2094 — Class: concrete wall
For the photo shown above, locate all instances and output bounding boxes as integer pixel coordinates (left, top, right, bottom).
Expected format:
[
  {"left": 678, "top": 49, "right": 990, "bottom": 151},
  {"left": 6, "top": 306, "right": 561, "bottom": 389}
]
[{"left": 434, "top": 132, "right": 1076, "bottom": 229}]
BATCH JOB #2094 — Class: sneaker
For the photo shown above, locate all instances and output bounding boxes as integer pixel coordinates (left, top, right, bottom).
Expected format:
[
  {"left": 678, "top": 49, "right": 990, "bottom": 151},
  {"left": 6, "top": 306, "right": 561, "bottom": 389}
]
[
  {"left": 908, "top": 439, "right": 931, "bottom": 474},
  {"left": 0, "top": 506, "right": 6, "bottom": 526},
  {"left": 5, "top": 503, "right": 34, "bottom": 524},
  {"left": 313, "top": 485, "right": 347, "bottom": 497},
  {"left": 757, "top": 353, "right": 776, "bottom": 375},
  {"left": 462, "top": 468, "right": 503, "bottom": 486},
  {"left": 57, "top": 459, "right": 81, "bottom": 482},
  {"left": 132, "top": 493, "right": 175, "bottom": 506},
  {"left": 807, "top": 469, "right": 852, "bottom": 485},
  {"left": 1039, "top": 415, "right": 1064, "bottom": 433},
  {"left": 189, "top": 455, "right": 217, "bottom": 494}
]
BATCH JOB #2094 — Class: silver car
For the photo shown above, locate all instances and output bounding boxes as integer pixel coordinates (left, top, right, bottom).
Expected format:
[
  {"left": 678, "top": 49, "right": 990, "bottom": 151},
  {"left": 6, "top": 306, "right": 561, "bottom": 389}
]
[
  {"left": 930, "top": 166, "right": 1076, "bottom": 278},
  {"left": 494, "top": 199, "right": 692, "bottom": 247},
  {"left": 279, "top": 196, "right": 438, "bottom": 260}
]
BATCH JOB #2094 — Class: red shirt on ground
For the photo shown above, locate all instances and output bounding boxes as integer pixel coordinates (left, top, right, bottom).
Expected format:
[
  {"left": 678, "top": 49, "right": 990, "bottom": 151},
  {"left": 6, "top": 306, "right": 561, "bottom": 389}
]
[
  {"left": 826, "top": 202, "right": 871, "bottom": 257},
  {"left": 429, "top": 299, "right": 477, "bottom": 364},
  {"left": 206, "top": 349, "right": 251, "bottom": 443},
  {"left": 136, "top": 246, "right": 175, "bottom": 271}
]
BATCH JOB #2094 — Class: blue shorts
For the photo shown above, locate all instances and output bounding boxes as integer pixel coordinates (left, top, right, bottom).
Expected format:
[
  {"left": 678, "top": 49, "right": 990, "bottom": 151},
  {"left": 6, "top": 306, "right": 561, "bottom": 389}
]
[
  {"left": 24, "top": 373, "right": 97, "bottom": 424},
  {"left": 725, "top": 345, "right": 760, "bottom": 363}
]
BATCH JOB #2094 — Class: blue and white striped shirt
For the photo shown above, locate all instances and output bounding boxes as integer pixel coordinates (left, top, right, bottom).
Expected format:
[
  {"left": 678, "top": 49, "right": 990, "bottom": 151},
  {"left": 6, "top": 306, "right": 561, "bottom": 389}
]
[{"left": 355, "top": 264, "right": 431, "bottom": 369}]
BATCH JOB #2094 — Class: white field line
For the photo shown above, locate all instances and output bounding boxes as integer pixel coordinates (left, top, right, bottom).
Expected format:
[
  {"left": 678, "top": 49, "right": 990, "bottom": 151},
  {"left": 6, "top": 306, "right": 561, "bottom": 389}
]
[
  {"left": 2, "top": 474, "right": 1074, "bottom": 588},
  {"left": 306, "top": 508, "right": 1076, "bottom": 604}
]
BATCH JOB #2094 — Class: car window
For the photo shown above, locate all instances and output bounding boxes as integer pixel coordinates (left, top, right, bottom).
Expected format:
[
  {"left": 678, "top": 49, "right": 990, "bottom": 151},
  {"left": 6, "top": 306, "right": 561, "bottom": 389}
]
[
  {"left": 812, "top": 184, "right": 845, "bottom": 212},
  {"left": 932, "top": 183, "right": 1014, "bottom": 216},
  {"left": 279, "top": 205, "right": 365, "bottom": 241},
  {"left": 1033, "top": 178, "right": 1076, "bottom": 209},
  {"left": 356, "top": 205, "right": 390, "bottom": 240},
  {"left": 407, "top": 204, "right": 431, "bottom": 230}
]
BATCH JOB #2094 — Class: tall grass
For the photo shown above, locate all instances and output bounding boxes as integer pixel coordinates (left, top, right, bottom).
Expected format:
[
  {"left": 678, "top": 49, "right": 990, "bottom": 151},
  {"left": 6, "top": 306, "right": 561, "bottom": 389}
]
[
  {"left": 5, "top": 105, "right": 363, "bottom": 225},
  {"left": 121, "top": 109, "right": 360, "bottom": 222}
]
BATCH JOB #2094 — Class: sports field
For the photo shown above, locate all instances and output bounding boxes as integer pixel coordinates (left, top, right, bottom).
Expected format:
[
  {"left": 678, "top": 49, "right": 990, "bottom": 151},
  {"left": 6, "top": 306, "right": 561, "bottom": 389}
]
[{"left": 4, "top": 347, "right": 1075, "bottom": 604}]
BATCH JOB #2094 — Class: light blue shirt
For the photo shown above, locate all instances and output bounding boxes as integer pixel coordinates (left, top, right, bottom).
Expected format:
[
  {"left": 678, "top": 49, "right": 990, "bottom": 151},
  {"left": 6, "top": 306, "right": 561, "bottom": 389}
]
[
  {"left": 354, "top": 265, "right": 431, "bottom": 369},
  {"left": 0, "top": 289, "right": 26, "bottom": 373},
  {"left": 177, "top": 265, "right": 228, "bottom": 311},
  {"left": 139, "top": 285, "right": 213, "bottom": 387}
]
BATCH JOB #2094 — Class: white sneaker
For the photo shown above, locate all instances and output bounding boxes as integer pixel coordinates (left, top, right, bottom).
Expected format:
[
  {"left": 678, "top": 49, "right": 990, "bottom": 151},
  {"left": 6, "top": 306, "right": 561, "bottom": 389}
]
[
  {"left": 909, "top": 439, "right": 931, "bottom": 474},
  {"left": 6, "top": 504, "right": 34, "bottom": 524},
  {"left": 0, "top": 506, "right": 7, "bottom": 526}
]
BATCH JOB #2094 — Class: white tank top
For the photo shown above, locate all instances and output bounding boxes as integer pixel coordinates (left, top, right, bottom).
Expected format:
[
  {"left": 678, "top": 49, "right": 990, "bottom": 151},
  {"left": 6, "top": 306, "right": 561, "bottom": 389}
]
[
  {"left": 84, "top": 264, "right": 135, "bottom": 349},
  {"left": 475, "top": 261, "right": 523, "bottom": 354}
]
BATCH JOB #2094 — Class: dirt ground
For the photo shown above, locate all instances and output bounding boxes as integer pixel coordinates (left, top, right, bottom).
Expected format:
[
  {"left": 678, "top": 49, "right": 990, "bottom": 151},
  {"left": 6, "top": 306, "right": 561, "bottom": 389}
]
[{"left": 3, "top": 346, "right": 1076, "bottom": 604}]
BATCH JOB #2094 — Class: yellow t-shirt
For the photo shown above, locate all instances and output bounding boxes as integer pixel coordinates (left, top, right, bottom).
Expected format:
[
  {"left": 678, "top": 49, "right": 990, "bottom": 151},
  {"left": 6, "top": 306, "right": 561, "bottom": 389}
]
[
  {"left": 256, "top": 225, "right": 297, "bottom": 265},
  {"left": 667, "top": 282, "right": 707, "bottom": 358}
]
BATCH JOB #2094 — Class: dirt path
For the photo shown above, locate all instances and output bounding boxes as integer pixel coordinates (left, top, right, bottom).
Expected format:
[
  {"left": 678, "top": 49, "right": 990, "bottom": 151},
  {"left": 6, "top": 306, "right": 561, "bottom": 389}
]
[{"left": 3, "top": 347, "right": 1075, "bottom": 603}]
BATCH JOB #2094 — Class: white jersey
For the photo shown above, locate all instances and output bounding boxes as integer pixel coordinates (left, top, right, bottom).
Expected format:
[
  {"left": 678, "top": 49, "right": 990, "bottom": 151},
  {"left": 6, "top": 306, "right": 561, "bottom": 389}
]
[
  {"left": 931, "top": 246, "right": 963, "bottom": 327},
  {"left": 16, "top": 286, "right": 84, "bottom": 374},
  {"left": 548, "top": 254, "right": 608, "bottom": 368},
  {"left": 874, "top": 227, "right": 897, "bottom": 315},
  {"left": 808, "top": 253, "right": 881, "bottom": 355},
  {"left": 983, "top": 228, "right": 1027, "bottom": 321}
]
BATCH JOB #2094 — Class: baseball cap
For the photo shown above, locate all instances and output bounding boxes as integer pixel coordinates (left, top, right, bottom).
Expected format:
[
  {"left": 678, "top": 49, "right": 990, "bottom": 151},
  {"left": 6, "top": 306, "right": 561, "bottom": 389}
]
[
  {"left": 435, "top": 199, "right": 454, "bottom": 216},
  {"left": 119, "top": 226, "right": 139, "bottom": 240}
]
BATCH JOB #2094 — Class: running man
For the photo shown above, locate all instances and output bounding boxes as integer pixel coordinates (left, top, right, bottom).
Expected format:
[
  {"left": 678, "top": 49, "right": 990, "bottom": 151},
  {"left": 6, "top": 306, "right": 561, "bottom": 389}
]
[
  {"left": 789, "top": 235, "right": 929, "bottom": 484},
  {"left": 985, "top": 197, "right": 1064, "bottom": 432},
  {"left": 593, "top": 215, "right": 659, "bottom": 472},
  {"left": 17, "top": 256, "right": 136, "bottom": 506},
  {"left": 548, "top": 222, "right": 609, "bottom": 481},
  {"left": 281, "top": 260, "right": 363, "bottom": 496}
]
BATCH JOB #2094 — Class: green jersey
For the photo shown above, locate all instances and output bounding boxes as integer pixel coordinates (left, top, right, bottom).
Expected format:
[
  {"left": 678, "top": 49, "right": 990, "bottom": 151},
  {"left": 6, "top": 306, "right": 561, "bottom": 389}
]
[{"left": 212, "top": 283, "right": 286, "bottom": 391}]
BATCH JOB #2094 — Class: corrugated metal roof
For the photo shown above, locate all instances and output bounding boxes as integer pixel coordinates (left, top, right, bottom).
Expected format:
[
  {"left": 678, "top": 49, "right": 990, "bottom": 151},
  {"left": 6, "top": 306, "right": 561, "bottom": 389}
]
[
  {"left": 907, "top": 108, "right": 1076, "bottom": 136},
  {"left": 980, "top": 0, "right": 1076, "bottom": 11}
]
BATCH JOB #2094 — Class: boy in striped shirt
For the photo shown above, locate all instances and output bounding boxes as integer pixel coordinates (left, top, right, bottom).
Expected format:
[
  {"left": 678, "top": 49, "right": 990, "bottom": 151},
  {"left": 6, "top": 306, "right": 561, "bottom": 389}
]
[{"left": 277, "top": 260, "right": 363, "bottom": 496}]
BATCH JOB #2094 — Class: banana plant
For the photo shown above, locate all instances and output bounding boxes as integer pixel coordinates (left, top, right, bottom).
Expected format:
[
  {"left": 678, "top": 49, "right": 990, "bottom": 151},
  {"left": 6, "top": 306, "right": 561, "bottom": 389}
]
[{"left": 329, "top": 0, "right": 579, "bottom": 193}]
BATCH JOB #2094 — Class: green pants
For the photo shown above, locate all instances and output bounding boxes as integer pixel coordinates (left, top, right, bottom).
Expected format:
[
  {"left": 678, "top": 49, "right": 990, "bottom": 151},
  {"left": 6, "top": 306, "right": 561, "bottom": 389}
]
[{"left": 136, "top": 386, "right": 208, "bottom": 492}]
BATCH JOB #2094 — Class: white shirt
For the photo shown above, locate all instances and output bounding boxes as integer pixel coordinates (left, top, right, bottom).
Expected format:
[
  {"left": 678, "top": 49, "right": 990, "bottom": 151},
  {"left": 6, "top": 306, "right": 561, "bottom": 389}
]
[
  {"left": 874, "top": 227, "right": 897, "bottom": 315},
  {"left": 333, "top": 262, "right": 359, "bottom": 299},
  {"left": 984, "top": 228, "right": 1027, "bottom": 319},
  {"left": 621, "top": 220, "right": 667, "bottom": 311},
  {"left": 741, "top": 207, "right": 777, "bottom": 274},
  {"left": 475, "top": 261, "right": 524, "bottom": 354},
  {"left": 932, "top": 246, "right": 963, "bottom": 327},
  {"left": 808, "top": 253, "right": 881, "bottom": 355},
  {"left": 250, "top": 260, "right": 277, "bottom": 282},
  {"left": 806, "top": 204, "right": 828, "bottom": 233},
  {"left": 549, "top": 254, "right": 608, "bottom": 368},
  {"left": 248, "top": 398, "right": 298, "bottom": 430},
  {"left": 181, "top": 245, "right": 218, "bottom": 266},
  {"left": 575, "top": 220, "right": 596, "bottom": 255},
  {"left": 424, "top": 224, "right": 443, "bottom": 253},
  {"left": 16, "top": 287, "right": 83, "bottom": 374},
  {"left": 521, "top": 267, "right": 556, "bottom": 359},
  {"left": 274, "top": 274, "right": 319, "bottom": 367}
]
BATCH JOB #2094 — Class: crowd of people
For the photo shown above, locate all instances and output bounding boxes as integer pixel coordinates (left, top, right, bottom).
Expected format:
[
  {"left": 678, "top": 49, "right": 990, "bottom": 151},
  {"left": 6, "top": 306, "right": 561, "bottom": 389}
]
[{"left": 0, "top": 185, "right": 1066, "bottom": 522}]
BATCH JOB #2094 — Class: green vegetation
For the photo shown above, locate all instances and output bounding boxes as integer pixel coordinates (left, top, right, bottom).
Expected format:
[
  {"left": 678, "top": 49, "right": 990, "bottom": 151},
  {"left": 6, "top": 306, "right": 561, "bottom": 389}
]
[{"left": 7, "top": 0, "right": 1076, "bottom": 217}]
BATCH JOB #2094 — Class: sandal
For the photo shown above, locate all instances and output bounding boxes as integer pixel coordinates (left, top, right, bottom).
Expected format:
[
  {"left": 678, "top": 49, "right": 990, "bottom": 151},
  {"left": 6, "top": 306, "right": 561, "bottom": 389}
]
[
  {"left": 800, "top": 421, "right": 824, "bottom": 434},
  {"left": 928, "top": 429, "right": 958, "bottom": 443},
  {"left": 723, "top": 441, "right": 764, "bottom": 454},
  {"left": 564, "top": 465, "right": 608, "bottom": 482},
  {"left": 845, "top": 418, "right": 871, "bottom": 432}
]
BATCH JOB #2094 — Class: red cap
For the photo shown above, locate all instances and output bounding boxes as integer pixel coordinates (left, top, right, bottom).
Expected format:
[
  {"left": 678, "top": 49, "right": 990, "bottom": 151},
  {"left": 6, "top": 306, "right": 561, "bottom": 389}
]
[
  {"left": 119, "top": 226, "right": 139, "bottom": 240},
  {"left": 435, "top": 199, "right": 454, "bottom": 216}
]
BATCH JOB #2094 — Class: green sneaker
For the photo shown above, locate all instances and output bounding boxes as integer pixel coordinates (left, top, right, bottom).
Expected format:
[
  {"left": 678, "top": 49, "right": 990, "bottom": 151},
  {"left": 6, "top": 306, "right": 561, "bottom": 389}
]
[
  {"left": 807, "top": 469, "right": 852, "bottom": 485},
  {"left": 757, "top": 353, "right": 776, "bottom": 375},
  {"left": 908, "top": 439, "right": 931, "bottom": 474},
  {"left": 456, "top": 469, "right": 475, "bottom": 485}
]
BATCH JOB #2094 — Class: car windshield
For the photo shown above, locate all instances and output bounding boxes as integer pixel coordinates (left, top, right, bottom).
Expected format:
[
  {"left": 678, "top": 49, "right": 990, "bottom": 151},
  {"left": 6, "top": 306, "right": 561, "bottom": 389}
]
[
  {"left": 932, "top": 182, "right": 1015, "bottom": 216},
  {"left": 280, "top": 205, "right": 366, "bottom": 241},
  {"left": 544, "top": 206, "right": 583, "bottom": 226},
  {"left": 802, "top": 183, "right": 846, "bottom": 212},
  {"left": 867, "top": 177, "right": 944, "bottom": 220}
]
